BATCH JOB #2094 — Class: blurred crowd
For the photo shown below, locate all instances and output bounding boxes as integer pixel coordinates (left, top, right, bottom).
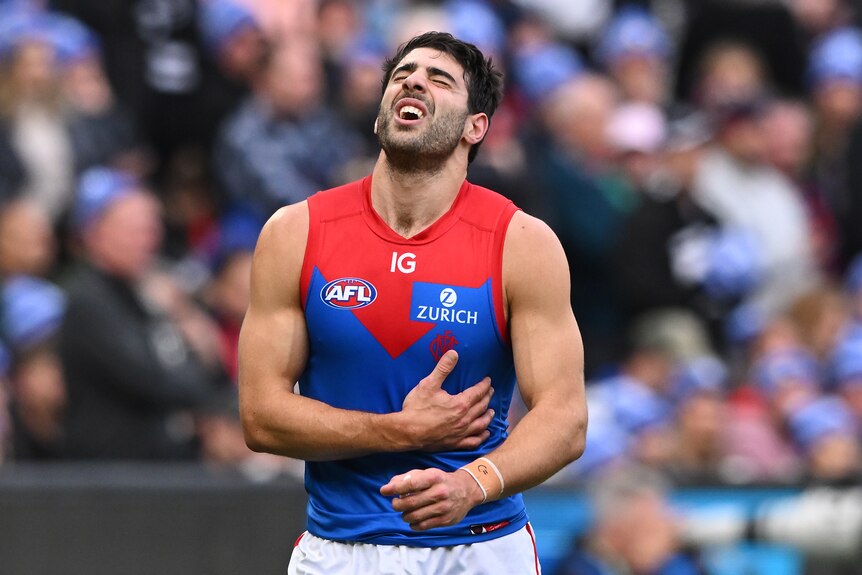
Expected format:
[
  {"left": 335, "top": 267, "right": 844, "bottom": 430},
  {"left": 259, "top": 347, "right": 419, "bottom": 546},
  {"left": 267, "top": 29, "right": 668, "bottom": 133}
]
[{"left": 0, "top": 0, "right": 861, "bottom": 500}]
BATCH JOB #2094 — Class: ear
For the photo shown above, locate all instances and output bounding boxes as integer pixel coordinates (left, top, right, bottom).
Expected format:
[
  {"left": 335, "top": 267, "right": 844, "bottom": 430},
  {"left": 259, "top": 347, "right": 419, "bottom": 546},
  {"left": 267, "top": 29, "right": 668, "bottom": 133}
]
[{"left": 463, "top": 113, "right": 490, "bottom": 145}]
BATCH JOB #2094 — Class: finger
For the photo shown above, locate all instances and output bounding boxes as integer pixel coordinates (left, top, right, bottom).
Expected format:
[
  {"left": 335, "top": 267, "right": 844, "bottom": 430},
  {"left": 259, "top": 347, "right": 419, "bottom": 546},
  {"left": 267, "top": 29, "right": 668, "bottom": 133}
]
[
  {"left": 452, "top": 429, "right": 491, "bottom": 450},
  {"left": 464, "top": 408, "right": 495, "bottom": 436},
  {"left": 380, "top": 470, "right": 434, "bottom": 497},
  {"left": 457, "top": 377, "right": 492, "bottom": 406},
  {"left": 403, "top": 503, "right": 447, "bottom": 528},
  {"left": 405, "top": 504, "right": 456, "bottom": 531},
  {"left": 419, "top": 350, "right": 459, "bottom": 390},
  {"left": 463, "top": 386, "right": 494, "bottom": 422}
]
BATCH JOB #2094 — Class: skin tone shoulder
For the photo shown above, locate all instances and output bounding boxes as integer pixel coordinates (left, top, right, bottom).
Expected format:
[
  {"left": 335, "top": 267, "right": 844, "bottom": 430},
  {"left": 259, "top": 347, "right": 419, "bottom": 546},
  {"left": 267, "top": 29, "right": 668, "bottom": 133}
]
[{"left": 239, "top": 42, "right": 587, "bottom": 531}]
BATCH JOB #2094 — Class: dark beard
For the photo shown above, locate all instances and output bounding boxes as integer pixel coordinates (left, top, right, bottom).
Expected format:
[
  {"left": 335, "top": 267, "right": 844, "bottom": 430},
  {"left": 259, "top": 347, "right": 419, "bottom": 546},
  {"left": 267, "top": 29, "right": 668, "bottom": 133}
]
[{"left": 376, "top": 104, "right": 468, "bottom": 175}]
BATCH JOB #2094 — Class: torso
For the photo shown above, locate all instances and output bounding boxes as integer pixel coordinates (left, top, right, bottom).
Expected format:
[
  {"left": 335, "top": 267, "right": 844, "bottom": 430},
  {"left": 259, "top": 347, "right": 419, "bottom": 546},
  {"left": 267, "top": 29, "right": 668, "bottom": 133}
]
[{"left": 298, "top": 175, "right": 527, "bottom": 546}]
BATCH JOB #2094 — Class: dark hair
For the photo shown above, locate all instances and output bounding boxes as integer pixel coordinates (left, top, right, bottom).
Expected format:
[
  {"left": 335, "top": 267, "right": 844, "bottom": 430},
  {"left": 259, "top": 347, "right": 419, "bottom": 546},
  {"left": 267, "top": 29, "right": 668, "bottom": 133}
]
[{"left": 381, "top": 31, "right": 504, "bottom": 163}]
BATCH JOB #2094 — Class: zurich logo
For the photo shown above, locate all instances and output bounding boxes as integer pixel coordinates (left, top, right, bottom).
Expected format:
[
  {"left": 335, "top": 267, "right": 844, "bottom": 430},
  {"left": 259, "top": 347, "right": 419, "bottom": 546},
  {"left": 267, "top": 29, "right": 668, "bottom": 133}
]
[
  {"left": 320, "top": 278, "right": 377, "bottom": 309},
  {"left": 440, "top": 288, "right": 457, "bottom": 308}
]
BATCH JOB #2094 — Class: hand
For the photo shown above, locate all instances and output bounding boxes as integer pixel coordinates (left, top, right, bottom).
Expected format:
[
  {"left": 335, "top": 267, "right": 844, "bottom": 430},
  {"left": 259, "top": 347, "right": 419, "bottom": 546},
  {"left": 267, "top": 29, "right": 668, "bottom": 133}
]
[
  {"left": 380, "top": 467, "right": 485, "bottom": 531},
  {"left": 400, "top": 350, "right": 494, "bottom": 451}
]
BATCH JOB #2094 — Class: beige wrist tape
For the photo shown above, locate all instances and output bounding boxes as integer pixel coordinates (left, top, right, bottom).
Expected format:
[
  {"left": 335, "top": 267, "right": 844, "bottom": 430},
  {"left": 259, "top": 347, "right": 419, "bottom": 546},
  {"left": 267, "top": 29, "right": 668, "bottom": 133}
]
[{"left": 459, "top": 457, "right": 504, "bottom": 503}]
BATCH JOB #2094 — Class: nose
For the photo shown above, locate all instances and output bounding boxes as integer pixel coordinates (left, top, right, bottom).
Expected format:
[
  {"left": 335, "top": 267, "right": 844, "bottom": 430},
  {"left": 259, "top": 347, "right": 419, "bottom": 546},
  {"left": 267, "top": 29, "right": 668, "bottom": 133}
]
[{"left": 401, "top": 70, "right": 427, "bottom": 93}]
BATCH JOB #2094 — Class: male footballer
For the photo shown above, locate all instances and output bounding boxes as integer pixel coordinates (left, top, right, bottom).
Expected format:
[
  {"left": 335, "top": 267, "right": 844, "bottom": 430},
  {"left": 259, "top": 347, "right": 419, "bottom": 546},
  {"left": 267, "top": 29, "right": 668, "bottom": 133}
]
[{"left": 239, "top": 31, "right": 587, "bottom": 574}]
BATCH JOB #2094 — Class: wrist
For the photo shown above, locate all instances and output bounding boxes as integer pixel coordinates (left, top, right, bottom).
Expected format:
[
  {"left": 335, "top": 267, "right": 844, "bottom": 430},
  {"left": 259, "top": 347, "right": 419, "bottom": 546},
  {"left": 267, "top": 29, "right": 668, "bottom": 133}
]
[
  {"left": 459, "top": 456, "right": 505, "bottom": 504},
  {"left": 455, "top": 468, "right": 489, "bottom": 506},
  {"left": 376, "top": 411, "right": 420, "bottom": 452}
]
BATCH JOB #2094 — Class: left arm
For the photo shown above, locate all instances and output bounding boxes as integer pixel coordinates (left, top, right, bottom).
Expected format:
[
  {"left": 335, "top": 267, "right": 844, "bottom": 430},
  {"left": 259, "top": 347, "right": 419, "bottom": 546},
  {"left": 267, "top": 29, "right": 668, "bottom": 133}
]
[{"left": 381, "top": 211, "right": 587, "bottom": 529}]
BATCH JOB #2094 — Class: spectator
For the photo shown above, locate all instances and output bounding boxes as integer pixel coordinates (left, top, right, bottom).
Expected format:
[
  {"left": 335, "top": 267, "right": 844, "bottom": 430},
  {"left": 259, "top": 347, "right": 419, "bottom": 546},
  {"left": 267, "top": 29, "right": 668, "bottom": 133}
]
[
  {"left": 667, "top": 355, "right": 730, "bottom": 484},
  {"left": 199, "top": 0, "right": 268, "bottom": 88},
  {"left": 527, "top": 72, "right": 632, "bottom": 372},
  {"left": 59, "top": 167, "right": 223, "bottom": 460},
  {"left": 0, "top": 13, "right": 75, "bottom": 221},
  {"left": 595, "top": 6, "right": 673, "bottom": 107},
  {"left": 787, "top": 284, "right": 851, "bottom": 363},
  {"left": 55, "top": 14, "right": 149, "bottom": 177},
  {"left": 201, "top": 208, "right": 262, "bottom": 383},
  {"left": 830, "top": 329, "right": 862, "bottom": 426},
  {"left": 611, "top": 111, "right": 741, "bottom": 348},
  {"left": 2, "top": 275, "right": 66, "bottom": 459},
  {"left": 0, "top": 197, "right": 55, "bottom": 277},
  {"left": 688, "top": 41, "right": 770, "bottom": 111},
  {"left": 752, "top": 347, "right": 821, "bottom": 418},
  {"left": 554, "top": 465, "right": 708, "bottom": 575},
  {"left": 788, "top": 396, "right": 861, "bottom": 483},
  {"left": 693, "top": 97, "right": 819, "bottom": 318},
  {"left": 762, "top": 100, "right": 839, "bottom": 271},
  {"left": 213, "top": 39, "right": 363, "bottom": 217}
]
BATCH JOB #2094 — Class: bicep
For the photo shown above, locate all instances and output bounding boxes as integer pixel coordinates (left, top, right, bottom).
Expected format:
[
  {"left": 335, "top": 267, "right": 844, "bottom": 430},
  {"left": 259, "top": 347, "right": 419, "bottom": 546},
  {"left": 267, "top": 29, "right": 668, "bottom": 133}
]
[
  {"left": 504, "top": 213, "right": 585, "bottom": 410},
  {"left": 238, "top": 203, "right": 310, "bottom": 411}
]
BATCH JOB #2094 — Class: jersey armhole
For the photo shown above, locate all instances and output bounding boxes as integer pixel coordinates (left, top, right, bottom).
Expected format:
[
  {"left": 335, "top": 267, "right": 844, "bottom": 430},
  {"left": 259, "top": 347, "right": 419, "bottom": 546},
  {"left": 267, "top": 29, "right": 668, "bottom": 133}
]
[
  {"left": 491, "top": 203, "right": 520, "bottom": 345},
  {"left": 299, "top": 198, "right": 319, "bottom": 311}
]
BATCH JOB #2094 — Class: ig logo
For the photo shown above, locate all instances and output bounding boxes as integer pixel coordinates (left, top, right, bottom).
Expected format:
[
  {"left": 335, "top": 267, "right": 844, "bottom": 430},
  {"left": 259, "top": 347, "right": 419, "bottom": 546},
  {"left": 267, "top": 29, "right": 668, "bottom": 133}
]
[{"left": 440, "top": 288, "right": 457, "bottom": 308}]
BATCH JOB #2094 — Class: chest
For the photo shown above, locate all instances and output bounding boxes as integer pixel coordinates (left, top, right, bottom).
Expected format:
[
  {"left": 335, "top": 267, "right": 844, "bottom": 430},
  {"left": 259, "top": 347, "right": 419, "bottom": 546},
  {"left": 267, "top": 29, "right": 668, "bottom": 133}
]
[{"left": 305, "top": 216, "right": 504, "bottom": 361}]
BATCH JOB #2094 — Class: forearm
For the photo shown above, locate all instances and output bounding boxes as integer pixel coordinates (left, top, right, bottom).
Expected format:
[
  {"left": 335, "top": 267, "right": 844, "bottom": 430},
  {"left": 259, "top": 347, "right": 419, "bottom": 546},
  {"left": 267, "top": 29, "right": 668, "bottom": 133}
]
[
  {"left": 240, "top": 382, "right": 418, "bottom": 461},
  {"left": 479, "top": 395, "right": 586, "bottom": 497}
]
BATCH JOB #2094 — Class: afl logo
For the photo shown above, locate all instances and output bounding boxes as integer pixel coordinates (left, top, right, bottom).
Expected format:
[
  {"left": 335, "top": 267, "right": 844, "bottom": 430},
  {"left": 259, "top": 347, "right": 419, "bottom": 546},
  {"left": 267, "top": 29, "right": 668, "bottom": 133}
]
[
  {"left": 321, "top": 278, "right": 377, "bottom": 309},
  {"left": 440, "top": 288, "right": 457, "bottom": 308}
]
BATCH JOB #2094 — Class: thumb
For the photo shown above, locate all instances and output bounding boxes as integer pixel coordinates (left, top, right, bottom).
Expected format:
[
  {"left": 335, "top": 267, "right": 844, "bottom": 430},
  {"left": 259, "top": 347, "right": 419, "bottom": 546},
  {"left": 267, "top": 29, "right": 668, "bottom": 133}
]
[{"left": 420, "top": 350, "right": 459, "bottom": 389}]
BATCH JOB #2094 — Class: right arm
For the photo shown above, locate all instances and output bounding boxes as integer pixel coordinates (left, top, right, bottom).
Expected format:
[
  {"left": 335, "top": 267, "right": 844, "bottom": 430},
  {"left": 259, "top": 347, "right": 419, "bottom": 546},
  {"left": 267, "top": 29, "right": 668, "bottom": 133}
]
[{"left": 239, "top": 202, "right": 494, "bottom": 461}]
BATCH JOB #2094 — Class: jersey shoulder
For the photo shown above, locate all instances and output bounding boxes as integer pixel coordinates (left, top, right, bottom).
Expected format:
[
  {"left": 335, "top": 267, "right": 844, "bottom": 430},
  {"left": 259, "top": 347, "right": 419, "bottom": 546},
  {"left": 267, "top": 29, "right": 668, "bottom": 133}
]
[
  {"left": 308, "top": 177, "right": 367, "bottom": 222},
  {"left": 461, "top": 181, "right": 520, "bottom": 231}
]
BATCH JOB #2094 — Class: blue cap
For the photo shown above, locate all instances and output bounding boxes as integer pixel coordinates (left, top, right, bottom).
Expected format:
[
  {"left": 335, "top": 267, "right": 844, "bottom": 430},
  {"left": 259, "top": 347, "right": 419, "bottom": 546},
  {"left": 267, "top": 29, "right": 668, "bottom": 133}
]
[
  {"left": 2, "top": 275, "right": 66, "bottom": 350},
  {"left": 752, "top": 349, "right": 820, "bottom": 397},
  {"left": 445, "top": 0, "right": 506, "bottom": 57},
  {"left": 703, "top": 229, "right": 762, "bottom": 298},
  {"left": 671, "top": 355, "right": 728, "bottom": 403},
  {"left": 789, "top": 396, "right": 857, "bottom": 452},
  {"left": 46, "top": 12, "right": 100, "bottom": 65},
  {"left": 72, "top": 167, "right": 137, "bottom": 231},
  {"left": 199, "top": 0, "right": 258, "bottom": 57},
  {"left": 610, "top": 376, "right": 672, "bottom": 434},
  {"left": 0, "top": 8, "right": 44, "bottom": 59},
  {"left": 211, "top": 207, "right": 263, "bottom": 272},
  {"left": 724, "top": 302, "right": 768, "bottom": 344},
  {"left": 343, "top": 33, "right": 387, "bottom": 68},
  {"left": 513, "top": 42, "right": 583, "bottom": 104},
  {"left": 808, "top": 27, "right": 862, "bottom": 89},
  {"left": 831, "top": 331, "right": 862, "bottom": 387},
  {"left": 595, "top": 6, "right": 671, "bottom": 66}
]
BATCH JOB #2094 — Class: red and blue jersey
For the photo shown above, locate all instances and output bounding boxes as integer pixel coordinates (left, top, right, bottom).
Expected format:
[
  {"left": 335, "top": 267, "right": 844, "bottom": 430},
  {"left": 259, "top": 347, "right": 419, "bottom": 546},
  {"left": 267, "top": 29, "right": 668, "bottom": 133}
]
[{"left": 299, "top": 175, "right": 526, "bottom": 546}]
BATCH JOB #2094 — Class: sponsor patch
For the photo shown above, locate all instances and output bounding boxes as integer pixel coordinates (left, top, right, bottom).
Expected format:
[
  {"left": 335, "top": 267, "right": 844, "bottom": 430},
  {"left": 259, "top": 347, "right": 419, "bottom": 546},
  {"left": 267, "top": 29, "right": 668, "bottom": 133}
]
[{"left": 320, "top": 278, "right": 378, "bottom": 309}]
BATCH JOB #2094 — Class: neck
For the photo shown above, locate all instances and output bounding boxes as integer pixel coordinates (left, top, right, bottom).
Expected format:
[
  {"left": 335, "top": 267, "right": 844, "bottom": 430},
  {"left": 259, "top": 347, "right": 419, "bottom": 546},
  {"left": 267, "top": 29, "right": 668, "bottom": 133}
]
[{"left": 370, "top": 151, "right": 467, "bottom": 238}]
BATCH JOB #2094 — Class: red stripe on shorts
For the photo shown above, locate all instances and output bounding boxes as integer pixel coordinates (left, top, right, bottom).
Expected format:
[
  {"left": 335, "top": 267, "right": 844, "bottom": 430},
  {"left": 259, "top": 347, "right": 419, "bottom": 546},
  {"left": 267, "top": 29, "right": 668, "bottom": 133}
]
[
  {"left": 293, "top": 532, "right": 306, "bottom": 547},
  {"left": 525, "top": 523, "right": 540, "bottom": 574}
]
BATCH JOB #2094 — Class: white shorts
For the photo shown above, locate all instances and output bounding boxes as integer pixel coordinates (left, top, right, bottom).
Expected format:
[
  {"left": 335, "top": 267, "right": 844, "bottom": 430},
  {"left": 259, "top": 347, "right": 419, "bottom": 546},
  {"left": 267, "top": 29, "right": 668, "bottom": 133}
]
[{"left": 287, "top": 524, "right": 541, "bottom": 575}]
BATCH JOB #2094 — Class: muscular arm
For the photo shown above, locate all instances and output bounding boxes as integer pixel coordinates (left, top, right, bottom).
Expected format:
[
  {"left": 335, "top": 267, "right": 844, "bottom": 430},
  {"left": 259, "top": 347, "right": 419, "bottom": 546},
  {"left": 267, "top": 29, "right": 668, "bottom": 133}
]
[
  {"left": 486, "top": 211, "right": 588, "bottom": 490},
  {"left": 239, "top": 203, "right": 494, "bottom": 461},
  {"left": 382, "top": 211, "right": 587, "bottom": 528}
]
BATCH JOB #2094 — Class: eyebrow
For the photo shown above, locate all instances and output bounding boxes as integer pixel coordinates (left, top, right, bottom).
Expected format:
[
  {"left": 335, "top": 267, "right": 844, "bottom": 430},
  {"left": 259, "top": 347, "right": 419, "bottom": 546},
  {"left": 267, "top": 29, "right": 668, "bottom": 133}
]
[{"left": 391, "top": 62, "right": 459, "bottom": 86}]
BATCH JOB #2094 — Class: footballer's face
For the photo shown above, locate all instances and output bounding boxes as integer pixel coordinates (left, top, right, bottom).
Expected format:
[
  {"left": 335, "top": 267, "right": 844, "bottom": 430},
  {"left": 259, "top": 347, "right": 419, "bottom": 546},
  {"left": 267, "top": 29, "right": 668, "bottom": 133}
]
[{"left": 376, "top": 48, "right": 475, "bottom": 171}]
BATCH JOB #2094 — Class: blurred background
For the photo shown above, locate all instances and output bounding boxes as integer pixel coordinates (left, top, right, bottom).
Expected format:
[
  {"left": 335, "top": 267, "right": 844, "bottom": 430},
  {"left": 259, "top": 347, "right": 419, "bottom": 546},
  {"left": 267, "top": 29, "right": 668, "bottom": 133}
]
[{"left": 1, "top": 0, "right": 862, "bottom": 573}]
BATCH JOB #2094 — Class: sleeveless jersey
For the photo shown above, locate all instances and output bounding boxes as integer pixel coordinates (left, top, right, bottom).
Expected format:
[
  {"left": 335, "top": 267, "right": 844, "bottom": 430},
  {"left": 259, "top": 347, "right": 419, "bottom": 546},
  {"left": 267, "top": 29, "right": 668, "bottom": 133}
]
[{"left": 299, "top": 175, "right": 526, "bottom": 547}]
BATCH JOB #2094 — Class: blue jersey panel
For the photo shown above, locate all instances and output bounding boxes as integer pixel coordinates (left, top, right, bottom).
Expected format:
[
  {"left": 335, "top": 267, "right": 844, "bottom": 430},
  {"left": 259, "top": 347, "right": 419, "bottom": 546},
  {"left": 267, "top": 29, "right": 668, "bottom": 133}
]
[{"left": 301, "top": 267, "right": 527, "bottom": 546}]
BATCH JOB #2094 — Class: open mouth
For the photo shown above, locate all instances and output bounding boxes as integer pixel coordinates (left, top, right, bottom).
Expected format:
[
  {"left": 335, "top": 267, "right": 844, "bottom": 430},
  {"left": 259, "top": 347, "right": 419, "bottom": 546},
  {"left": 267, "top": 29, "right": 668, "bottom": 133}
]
[
  {"left": 394, "top": 98, "right": 429, "bottom": 125},
  {"left": 399, "top": 105, "right": 424, "bottom": 121}
]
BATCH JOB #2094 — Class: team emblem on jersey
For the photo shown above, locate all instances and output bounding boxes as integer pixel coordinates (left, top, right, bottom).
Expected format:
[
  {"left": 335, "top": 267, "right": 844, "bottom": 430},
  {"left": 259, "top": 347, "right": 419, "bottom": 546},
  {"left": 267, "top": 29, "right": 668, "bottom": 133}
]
[
  {"left": 320, "top": 278, "right": 378, "bottom": 309},
  {"left": 430, "top": 330, "right": 459, "bottom": 361}
]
